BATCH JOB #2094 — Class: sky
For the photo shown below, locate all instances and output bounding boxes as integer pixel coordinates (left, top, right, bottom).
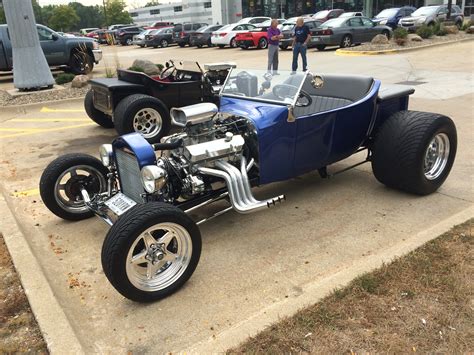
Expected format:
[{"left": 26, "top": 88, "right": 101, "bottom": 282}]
[{"left": 38, "top": 0, "right": 177, "bottom": 8}]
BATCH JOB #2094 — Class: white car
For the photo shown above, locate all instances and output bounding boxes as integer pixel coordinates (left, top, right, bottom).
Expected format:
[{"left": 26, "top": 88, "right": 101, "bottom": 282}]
[
  {"left": 340, "top": 12, "right": 363, "bottom": 17},
  {"left": 211, "top": 23, "right": 256, "bottom": 48},
  {"left": 237, "top": 17, "right": 271, "bottom": 24}
]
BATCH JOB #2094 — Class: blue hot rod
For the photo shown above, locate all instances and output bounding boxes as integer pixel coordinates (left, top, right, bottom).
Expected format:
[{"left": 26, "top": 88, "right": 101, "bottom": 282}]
[{"left": 39, "top": 68, "right": 457, "bottom": 302}]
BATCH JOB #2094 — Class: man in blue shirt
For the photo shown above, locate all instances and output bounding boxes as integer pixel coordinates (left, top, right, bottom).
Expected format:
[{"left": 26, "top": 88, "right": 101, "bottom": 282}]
[{"left": 292, "top": 17, "right": 311, "bottom": 72}]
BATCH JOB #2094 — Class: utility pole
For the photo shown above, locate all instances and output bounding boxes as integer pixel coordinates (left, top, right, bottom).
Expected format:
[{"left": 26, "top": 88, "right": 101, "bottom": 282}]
[
  {"left": 3, "top": 0, "right": 54, "bottom": 90},
  {"left": 103, "top": 0, "right": 108, "bottom": 27}
]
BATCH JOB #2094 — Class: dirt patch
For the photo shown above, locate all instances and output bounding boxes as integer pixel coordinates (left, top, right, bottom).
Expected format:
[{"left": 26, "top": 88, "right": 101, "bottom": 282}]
[
  {"left": 0, "top": 82, "right": 88, "bottom": 107},
  {"left": 229, "top": 219, "right": 473, "bottom": 353},
  {"left": 0, "top": 234, "right": 48, "bottom": 353},
  {"left": 342, "top": 32, "right": 472, "bottom": 52}
]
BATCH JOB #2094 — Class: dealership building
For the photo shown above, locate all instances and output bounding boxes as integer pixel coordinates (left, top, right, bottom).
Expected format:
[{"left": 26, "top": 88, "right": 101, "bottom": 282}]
[{"left": 129, "top": 0, "right": 471, "bottom": 26}]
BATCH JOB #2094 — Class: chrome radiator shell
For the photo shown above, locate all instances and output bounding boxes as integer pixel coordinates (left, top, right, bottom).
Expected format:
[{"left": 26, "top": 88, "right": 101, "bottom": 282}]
[{"left": 115, "top": 149, "right": 144, "bottom": 203}]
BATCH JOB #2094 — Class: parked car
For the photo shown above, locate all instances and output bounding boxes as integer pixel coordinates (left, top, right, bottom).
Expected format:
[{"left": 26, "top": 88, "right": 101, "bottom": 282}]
[
  {"left": 173, "top": 23, "right": 208, "bottom": 47},
  {"left": 108, "top": 24, "right": 133, "bottom": 31},
  {"left": 144, "top": 27, "right": 174, "bottom": 48},
  {"left": 40, "top": 68, "right": 457, "bottom": 302},
  {"left": 237, "top": 16, "right": 271, "bottom": 24},
  {"left": 0, "top": 24, "right": 102, "bottom": 74},
  {"left": 211, "top": 23, "right": 256, "bottom": 48},
  {"left": 340, "top": 12, "right": 363, "bottom": 18},
  {"left": 279, "top": 18, "right": 323, "bottom": 50},
  {"left": 259, "top": 18, "right": 286, "bottom": 28},
  {"left": 83, "top": 60, "right": 235, "bottom": 142},
  {"left": 105, "top": 24, "right": 133, "bottom": 45},
  {"left": 236, "top": 25, "right": 271, "bottom": 49},
  {"left": 57, "top": 31, "right": 76, "bottom": 38},
  {"left": 147, "top": 21, "right": 174, "bottom": 30},
  {"left": 132, "top": 29, "right": 154, "bottom": 47},
  {"left": 189, "top": 24, "right": 224, "bottom": 47},
  {"left": 117, "top": 26, "right": 145, "bottom": 45},
  {"left": 398, "top": 5, "right": 464, "bottom": 30},
  {"left": 373, "top": 6, "right": 416, "bottom": 29},
  {"left": 79, "top": 27, "right": 99, "bottom": 35},
  {"left": 312, "top": 16, "right": 392, "bottom": 50},
  {"left": 312, "top": 9, "right": 344, "bottom": 22},
  {"left": 88, "top": 29, "right": 108, "bottom": 44}
]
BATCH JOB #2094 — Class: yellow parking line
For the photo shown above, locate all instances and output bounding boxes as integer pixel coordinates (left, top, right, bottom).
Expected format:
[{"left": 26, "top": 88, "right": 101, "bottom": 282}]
[
  {"left": 0, "top": 128, "right": 43, "bottom": 132},
  {"left": 11, "top": 118, "right": 90, "bottom": 122},
  {"left": 40, "top": 107, "right": 84, "bottom": 113},
  {"left": 0, "top": 123, "right": 95, "bottom": 139},
  {"left": 12, "top": 188, "right": 40, "bottom": 197}
]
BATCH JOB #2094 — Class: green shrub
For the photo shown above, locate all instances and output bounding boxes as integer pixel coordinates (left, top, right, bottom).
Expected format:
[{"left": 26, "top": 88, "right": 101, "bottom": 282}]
[
  {"left": 55, "top": 73, "right": 75, "bottom": 85},
  {"left": 435, "top": 24, "right": 448, "bottom": 36},
  {"left": 127, "top": 66, "right": 145, "bottom": 72},
  {"left": 393, "top": 27, "right": 408, "bottom": 39},
  {"left": 156, "top": 63, "right": 164, "bottom": 71},
  {"left": 461, "top": 20, "right": 473, "bottom": 31},
  {"left": 416, "top": 25, "right": 434, "bottom": 39}
]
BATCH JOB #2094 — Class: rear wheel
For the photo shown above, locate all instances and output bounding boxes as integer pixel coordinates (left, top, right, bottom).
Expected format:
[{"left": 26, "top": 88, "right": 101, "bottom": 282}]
[
  {"left": 101, "top": 202, "right": 202, "bottom": 302},
  {"left": 315, "top": 44, "right": 326, "bottom": 51},
  {"left": 114, "top": 94, "right": 171, "bottom": 144},
  {"left": 371, "top": 111, "right": 457, "bottom": 195},
  {"left": 39, "top": 154, "right": 108, "bottom": 220},
  {"left": 230, "top": 37, "right": 237, "bottom": 48},
  {"left": 125, "top": 38, "right": 133, "bottom": 45},
  {"left": 84, "top": 90, "right": 114, "bottom": 128},
  {"left": 340, "top": 34, "right": 352, "bottom": 48},
  {"left": 258, "top": 37, "right": 268, "bottom": 49}
]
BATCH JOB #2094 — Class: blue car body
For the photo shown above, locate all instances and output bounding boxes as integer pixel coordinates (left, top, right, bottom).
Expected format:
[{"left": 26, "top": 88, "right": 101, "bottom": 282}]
[{"left": 373, "top": 7, "right": 417, "bottom": 29}]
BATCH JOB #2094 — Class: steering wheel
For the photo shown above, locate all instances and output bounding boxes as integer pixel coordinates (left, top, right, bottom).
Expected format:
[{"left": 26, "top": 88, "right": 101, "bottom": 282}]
[
  {"left": 295, "top": 90, "right": 312, "bottom": 107},
  {"left": 160, "top": 65, "right": 176, "bottom": 80}
]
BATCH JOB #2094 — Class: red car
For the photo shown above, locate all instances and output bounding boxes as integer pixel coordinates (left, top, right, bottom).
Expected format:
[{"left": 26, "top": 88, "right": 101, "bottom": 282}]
[{"left": 235, "top": 26, "right": 270, "bottom": 49}]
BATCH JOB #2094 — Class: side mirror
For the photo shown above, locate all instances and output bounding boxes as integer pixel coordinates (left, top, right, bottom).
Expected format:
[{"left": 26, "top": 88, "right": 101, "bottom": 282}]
[{"left": 52, "top": 34, "right": 59, "bottom": 41}]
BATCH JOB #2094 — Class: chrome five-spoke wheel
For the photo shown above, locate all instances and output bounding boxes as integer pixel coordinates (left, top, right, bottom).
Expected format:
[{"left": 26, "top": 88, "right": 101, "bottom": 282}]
[
  {"left": 132, "top": 108, "right": 163, "bottom": 138},
  {"left": 424, "top": 133, "right": 450, "bottom": 180}
]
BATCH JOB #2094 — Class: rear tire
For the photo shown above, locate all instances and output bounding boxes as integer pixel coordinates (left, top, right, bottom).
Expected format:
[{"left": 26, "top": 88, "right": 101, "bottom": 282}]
[
  {"left": 101, "top": 202, "right": 202, "bottom": 302},
  {"left": 39, "top": 154, "right": 108, "bottom": 220},
  {"left": 178, "top": 43, "right": 185, "bottom": 47},
  {"left": 84, "top": 90, "right": 114, "bottom": 128},
  {"left": 114, "top": 94, "right": 171, "bottom": 144},
  {"left": 315, "top": 44, "right": 326, "bottom": 51},
  {"left": 371, "top": 111, "right": 457, "bottom": 195}
]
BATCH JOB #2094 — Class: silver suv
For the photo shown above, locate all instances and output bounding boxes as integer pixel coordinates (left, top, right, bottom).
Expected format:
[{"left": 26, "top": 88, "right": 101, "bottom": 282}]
[{"left": 398, "top": 5, "right": 464, "bottom": 31}]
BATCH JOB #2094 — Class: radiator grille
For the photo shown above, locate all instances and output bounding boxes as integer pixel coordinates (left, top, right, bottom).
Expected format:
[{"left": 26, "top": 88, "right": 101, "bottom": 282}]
[{"left": 115, "top": 149, "right": 144, "bottom": 203}]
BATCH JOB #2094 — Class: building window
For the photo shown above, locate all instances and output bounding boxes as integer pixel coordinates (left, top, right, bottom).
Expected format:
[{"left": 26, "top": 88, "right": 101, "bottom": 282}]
[
  {"left": 130, "top": 12, "right": 138, "bottom": 17},
  {"left": 204, "top": 2, "right": 212, "bottom": 8},
  {"left": 174, "top": 6, "right": 182, "bottom": 12},
  {"left": 150, "top": 9, "right": 160, "bottom": 15}
]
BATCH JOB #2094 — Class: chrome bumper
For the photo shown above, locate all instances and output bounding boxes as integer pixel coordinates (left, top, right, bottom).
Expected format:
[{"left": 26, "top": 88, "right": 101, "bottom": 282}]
[{"left": 92, "top": 49, "right": 103, "bottom": 63}]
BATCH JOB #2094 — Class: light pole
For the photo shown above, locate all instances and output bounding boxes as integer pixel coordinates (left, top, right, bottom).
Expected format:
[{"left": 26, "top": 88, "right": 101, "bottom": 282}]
[{"left": 103, "top": 0, "right": 108, "bottom": 27}]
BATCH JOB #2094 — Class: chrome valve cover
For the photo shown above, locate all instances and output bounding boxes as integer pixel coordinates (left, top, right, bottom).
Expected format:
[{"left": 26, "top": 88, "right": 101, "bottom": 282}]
[{"left": 183, "top": 134, "right": 245, "bottom": 163}]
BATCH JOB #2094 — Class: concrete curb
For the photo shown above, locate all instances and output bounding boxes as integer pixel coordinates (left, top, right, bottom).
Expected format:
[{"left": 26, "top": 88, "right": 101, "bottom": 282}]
[
  {"left": 186, "top": 205, "right": 474, "bottom": 353},
  {"left": 1, "top": 97, "right": 85, "bottom": 116},
  {"left": 335, "top": 36, "right": 474, "bottom": 56},
  {"left": 0, "top": 189, "right": 85, "bottom": 354}
]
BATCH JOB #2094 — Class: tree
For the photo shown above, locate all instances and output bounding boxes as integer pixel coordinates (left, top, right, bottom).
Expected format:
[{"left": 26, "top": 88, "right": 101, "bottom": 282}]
[
  {"left": 144, "top": 1, "right": 161, "bottom": 6},
  {"left": 49, "top": 5, "right": 79, "bottom": 32},
  {"left": 105, "top": 0, "right": 132, "bottom": 26},
  {"left": 0, "top": 7, "right": 5, "bottom": 24},
  {"left": 69, "top": 2, "right": 103, "bottom": 29}
]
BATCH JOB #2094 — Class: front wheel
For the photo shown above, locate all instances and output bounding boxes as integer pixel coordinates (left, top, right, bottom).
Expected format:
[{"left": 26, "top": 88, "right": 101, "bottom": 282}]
[
  {"left": 114, "top": 94, "right": 171, "bottom": 144},
  {"left": 84, "top": 90, "right": 114, "bottom": 128},
  {"left": 371, "top": 111, "right": 457, "bottom": 195},
  {"left": 69, "top": 50, "right": 94, "bottom": 74},
  {"left": 160, "top": 39, "right": 169, "bottom": 48},
  {"left": 101, "top": 203, "right": 202, "bottom": 302},
  {"left": 39, "top": 154, "right": 109, "bottom": 220},
  {"left": 340, "top": 34, "right": 352, "bottom": 48},
  {"left": 230, "top": 37, "right": 237, "bottom": 48},
  {"left": 258, "top": 37, "right": 268, "bottom": 49}
]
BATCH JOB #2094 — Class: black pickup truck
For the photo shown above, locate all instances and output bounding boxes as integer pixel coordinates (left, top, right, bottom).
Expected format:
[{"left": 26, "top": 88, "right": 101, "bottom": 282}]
[
  {"left": 0, "top": 24, "right": 102, "bottom": 74},
  {"left": 85, "top": 60, "right": 235, "bottom": 143}
]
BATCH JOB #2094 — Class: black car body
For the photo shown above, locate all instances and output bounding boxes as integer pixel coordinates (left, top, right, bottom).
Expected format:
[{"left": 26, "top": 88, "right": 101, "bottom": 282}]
[
  {"left": 117, "top": 26, "right": 145, "bottom": 45},
  {"left": 189, "top": 24, "right": 224, "bottom": 47},
  {"left": 145, "top": 27, "right": 174, "bottom": 47},
  {"left": 173, "top": 23, "right": 208, "bottom": 47},
  {"left": 279, "top": 19, "right": 323, "bottom": 49},
  {"left": 85, "top": 60, "right": 236, "bottom": 143}
]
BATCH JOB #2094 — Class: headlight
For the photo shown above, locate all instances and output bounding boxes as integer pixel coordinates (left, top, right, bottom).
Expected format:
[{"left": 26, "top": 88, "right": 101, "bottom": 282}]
[
  {"left": 141, "top": 165, "right": 167, "bottom": 193},
  {"left": 99, "top": 144, "right": 113, "bottom": 167},
  {"left": 379, "top": 19, "right": 387, "bottom": 25}
]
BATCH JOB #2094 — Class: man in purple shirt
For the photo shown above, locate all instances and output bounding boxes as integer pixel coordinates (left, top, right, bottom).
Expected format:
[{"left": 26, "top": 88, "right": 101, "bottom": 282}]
[{"left": 267, "top": 19, "right": 283, "bottom": 74}]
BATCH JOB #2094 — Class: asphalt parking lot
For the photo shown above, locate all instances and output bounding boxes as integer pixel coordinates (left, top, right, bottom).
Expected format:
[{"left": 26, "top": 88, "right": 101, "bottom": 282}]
[{"left": 0, "top": 41, "right": 473, "bottom": 352}]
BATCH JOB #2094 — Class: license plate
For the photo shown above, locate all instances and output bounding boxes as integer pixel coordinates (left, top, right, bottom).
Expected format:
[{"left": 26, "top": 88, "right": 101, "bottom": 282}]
[
  {"left": 105, "top": 193, "right": 137, "bottom": 216},
  {"left": 313, "top": 37, "right": 320, "bottom": 42}
]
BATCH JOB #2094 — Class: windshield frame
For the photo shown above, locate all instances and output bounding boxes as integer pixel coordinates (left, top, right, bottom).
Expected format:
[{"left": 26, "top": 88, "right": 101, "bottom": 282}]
[{"left": 220, "top": 68, "right": 308, "bottom": 107}]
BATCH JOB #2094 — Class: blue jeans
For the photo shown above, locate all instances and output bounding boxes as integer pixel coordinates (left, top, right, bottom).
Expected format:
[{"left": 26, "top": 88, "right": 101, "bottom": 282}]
[{"left": 292, "top": 42, "right": 307, "bottom": 72}]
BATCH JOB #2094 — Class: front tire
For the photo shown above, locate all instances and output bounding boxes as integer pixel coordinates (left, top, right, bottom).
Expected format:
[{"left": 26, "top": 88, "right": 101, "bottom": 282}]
[
  {"left": 39, "top": 154, "right": 108, "bottom": 220},
  {"left": 258, "top": 37, "right": 268, "bottom": 49},
  {"left": 101, "top": 203, "right": 202, "bottom": 302},
  {"left": 340, "top": 34, "right": 352, "bottom": 48},
  {"left": 69, "top": 50, "right": 94, "bottom": 74},
  {"left": 84, "top": 90, "right": 114, "bottom": 128},
  {"left": 114, "top": 94, "right": 171, "bottom": 144},
  {"left": 371, "top": 111, "right": 457, "bottom": 195},
  {"left": 160, "top": 39, "right": 169, "bottom": 48}
]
